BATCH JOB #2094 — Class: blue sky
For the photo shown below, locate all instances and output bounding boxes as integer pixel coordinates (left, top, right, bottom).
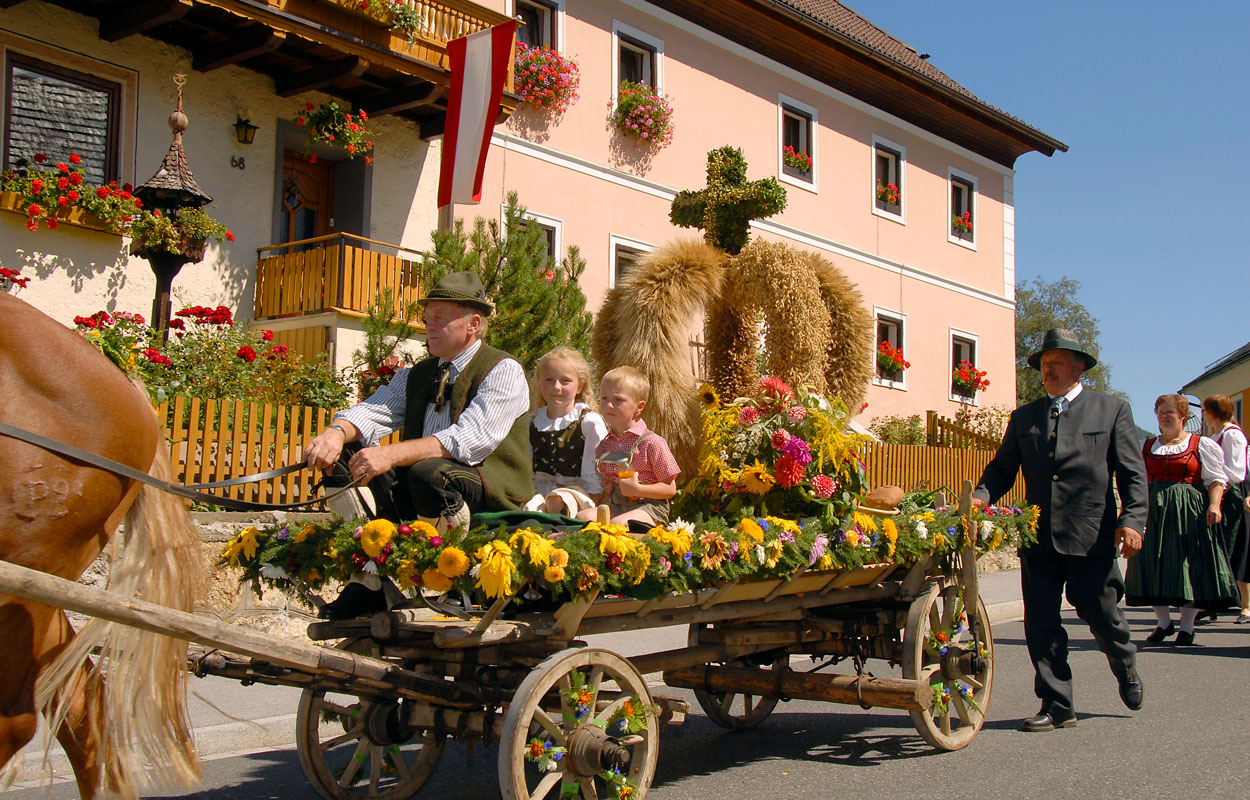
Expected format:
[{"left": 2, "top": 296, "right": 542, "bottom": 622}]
[{"left": 859, "top": 1, "right": 1250, "bottom": 433}]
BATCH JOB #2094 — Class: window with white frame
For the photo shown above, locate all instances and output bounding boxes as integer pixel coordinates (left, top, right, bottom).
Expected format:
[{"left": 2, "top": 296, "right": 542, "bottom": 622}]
[
  {"left": 515, "top": 0, "right": 558, "bottom": 50},
  {"left": 613, "top": 23, "right": 662, "bottom": 91},
  {"left": 874, "top": 309, "right": 907, "bottom": 387},
  {"left": 510, "top": 207, "right": 562, "bottom": 270},
  {"left": 951, "top": 332, "right": 980, "bottom": 402},
  {"left": 609, "top": 235, "right": 653, "bottom": 288},
  {"left": 873, "top": 140, "right": 903, "bottom": 216},
  {"left": 780, "top": 102, "right": 814, "bottom": 183},
  {"left": 3, "top": 52, "right": 120, "bottom": 185},
  {"left": 949, "top": 170, "right": 977, "bottom": 243}
]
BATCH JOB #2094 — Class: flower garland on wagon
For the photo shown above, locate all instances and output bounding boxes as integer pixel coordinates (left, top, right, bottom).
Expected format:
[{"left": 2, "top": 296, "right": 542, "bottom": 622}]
[{"left": 222, "top": 376, "right": 1038, "bottom": 606}]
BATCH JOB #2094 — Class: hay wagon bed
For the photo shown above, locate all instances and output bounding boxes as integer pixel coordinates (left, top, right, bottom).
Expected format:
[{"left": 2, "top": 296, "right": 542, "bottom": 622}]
[{"left": 0, "top": 493, "right": 992, "bottom": 800}]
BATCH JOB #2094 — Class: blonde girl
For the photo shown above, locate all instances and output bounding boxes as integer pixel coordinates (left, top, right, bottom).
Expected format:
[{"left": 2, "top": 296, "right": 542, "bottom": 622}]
[{"left": 525, "top": 347, "right": 608, "bottom": 516}]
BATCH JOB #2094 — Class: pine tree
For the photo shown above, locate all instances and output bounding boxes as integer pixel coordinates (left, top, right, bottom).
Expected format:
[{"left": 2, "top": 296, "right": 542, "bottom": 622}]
[
  {"left": 351, "top": 286, "right": 420, "bottom": 398},
  {"left": 424, "top": 191, "right": 593, "bottom": 373}
]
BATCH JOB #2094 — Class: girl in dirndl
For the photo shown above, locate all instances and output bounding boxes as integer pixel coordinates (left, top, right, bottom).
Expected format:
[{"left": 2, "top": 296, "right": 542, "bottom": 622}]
[
  {"left": 1203, "top": 394, "right": 1250, "bottom": 624},
  {"left": 524, "top": 347, "right": 608, "bottom": 517},
  {"left": 1126, "top": 394, "right": 1237, "bottom": 646}
]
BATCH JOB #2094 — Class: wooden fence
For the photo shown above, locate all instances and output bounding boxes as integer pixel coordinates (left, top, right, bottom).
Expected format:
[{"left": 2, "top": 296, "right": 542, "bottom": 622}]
[
  {"left": 925, "top": 410, "right": 1002, "bottom": 449},
  {"left": 860, "top": 441, "right": 1025, "bottom": 506},
  {"left": 160, "top": 396, "right": 1025, "bottom": 510}
]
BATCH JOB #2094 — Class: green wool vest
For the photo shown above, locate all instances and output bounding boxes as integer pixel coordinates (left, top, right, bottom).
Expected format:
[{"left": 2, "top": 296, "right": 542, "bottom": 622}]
[{"left": 402, "top": 344, "right": 534, "bottom": 511}]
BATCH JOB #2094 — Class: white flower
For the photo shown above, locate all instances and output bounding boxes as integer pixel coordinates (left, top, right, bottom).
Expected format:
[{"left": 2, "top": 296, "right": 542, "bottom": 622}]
[
  {"left": 667, "top": 518, "right": 696, "bottom": 537},
  {"left": 361, "top": 561, "right": 378, "bottom": 574},
  {"left": 259, "top": 564, "right": 290, "bottom": 581},
  {"left": 979, "top": 520, "right": 994, "bottom": 541},
  {"left": 470, "top": 564, "right": 481, "bottom": 578},
  {"left": 915, "top": 521, "right": 928, "bottom": 540},
  {"left": 755, "top": 544, "right": 766, "bottom": 565}
]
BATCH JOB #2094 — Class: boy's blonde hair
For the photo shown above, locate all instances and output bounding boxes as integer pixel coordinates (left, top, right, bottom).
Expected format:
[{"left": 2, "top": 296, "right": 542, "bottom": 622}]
[
  {"left": 600, "top": 365, "right": 650, "bottom": 403},
  {"left": 532, "top": 347, "right": 596, "bottom": 410}
]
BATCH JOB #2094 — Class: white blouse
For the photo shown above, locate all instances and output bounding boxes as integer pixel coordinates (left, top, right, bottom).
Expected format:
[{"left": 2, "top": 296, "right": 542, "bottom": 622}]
[
  {"left": 1146, "top": 434, "right": 1228, "bottom": 488},
  {"left": 530, "top": 402, "right": 608, "bottom": 494},
  {"left": 1211, "top": 423, "right": 1248, "bottom": 484}
]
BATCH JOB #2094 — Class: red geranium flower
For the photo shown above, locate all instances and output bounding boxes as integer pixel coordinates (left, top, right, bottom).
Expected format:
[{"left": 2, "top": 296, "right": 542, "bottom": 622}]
[
  {"left": 68, "top": 172, "right": 82, "bottom": 186},
  {"left": 31, "top": 178, "right": 44, "bottom": 194},
  {"left": 26, "top": 204, "right": 42, "bottom": 217},
  {"left": 33, "top": 153, "right": 47, "bottom": 163},
  {"left": 262, "top": 329, "right": 274, "bottom": 341},
  {"left": 236, "top": 345, "right": 257, "bottom": 362},
  {"left": 69, "top": 153, "right": 81, "bottom": 164}
]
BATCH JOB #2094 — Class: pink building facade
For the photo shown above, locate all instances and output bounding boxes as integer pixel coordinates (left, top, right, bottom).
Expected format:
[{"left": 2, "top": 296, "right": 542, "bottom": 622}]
[{"left": 462, "top": 0, "right": 1064, "bottom": 422}]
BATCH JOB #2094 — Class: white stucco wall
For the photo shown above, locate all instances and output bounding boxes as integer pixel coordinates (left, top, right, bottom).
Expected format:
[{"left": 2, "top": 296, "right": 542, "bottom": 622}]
[{"left": 1, "top": 0, "right": 439, "bottom": 328}]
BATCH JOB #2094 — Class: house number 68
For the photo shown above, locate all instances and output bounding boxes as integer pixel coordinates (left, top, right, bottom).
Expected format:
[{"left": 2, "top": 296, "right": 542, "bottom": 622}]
[{"left": 230, "top": 155, "right": 246, "bottom": 170}]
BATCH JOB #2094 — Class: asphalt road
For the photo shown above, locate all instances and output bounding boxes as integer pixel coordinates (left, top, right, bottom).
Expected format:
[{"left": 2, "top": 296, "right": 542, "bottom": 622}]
[{"left": 8, "top": 608, "right": 1248, "bottom": 800}]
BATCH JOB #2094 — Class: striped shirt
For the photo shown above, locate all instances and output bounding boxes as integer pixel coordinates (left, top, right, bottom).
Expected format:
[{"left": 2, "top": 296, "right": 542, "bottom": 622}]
[
  {"left": 597, "top": 419, "right": 681, "bottom": 490},
  {"left": 334, "top": 339, "right": 529, "bottom": 466}
]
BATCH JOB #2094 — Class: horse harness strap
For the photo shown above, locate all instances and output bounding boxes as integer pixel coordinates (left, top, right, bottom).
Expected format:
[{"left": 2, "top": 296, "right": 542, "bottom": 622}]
[{"left": 0, "top": 420, "right": 364, "bottom": 512}]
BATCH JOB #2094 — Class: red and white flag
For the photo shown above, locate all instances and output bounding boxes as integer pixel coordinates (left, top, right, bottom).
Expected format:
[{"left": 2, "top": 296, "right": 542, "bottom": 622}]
[{"left": 437, "top": 21, "right": 516, "bottom": 209}]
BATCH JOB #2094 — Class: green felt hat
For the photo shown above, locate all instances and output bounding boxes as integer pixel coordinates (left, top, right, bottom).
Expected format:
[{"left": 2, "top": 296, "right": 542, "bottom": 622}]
[
  {"left": 418, "top": 271, "right": 495, "bottom": 315},
  {"left": 1027, "top": 327, "right": 1097, "bottom": 370}
]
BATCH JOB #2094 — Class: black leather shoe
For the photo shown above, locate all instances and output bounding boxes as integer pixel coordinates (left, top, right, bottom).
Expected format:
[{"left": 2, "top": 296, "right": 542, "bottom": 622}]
[
  {"left": 1020, "top": 703, "right": 1077, "bottom": 732},
  {"left": 1144, "top": 623, "right": 1175, "bottom": 643},
  {"left": 1174, "top": 630, "right": 1196, "bottom": 647},
  {"left": 318, "top": 582, "right": 388, "bottom": 620},
  {"left": 1117, "top": 668, "right": 1144, "bottom": 710}
]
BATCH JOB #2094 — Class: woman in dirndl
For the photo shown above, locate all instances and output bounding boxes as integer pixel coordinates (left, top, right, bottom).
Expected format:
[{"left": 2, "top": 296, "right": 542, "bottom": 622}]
[
  {"left": 1126, "top": 394, "right": 1236, "bottom": 645},
  {"left": 1203, "top": 394, "right": 1250, "bottom": 624}
]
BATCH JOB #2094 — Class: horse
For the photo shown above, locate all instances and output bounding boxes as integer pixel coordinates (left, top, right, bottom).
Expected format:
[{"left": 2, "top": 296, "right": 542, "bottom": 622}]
[{"left": 0, "top": 292, "right": 203, "bottom": 798}]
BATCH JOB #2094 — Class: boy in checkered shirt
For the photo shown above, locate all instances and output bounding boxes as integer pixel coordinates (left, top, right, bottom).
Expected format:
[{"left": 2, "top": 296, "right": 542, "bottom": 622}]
[{"left": 576, "top": 366, "right": 680, "bottom": 526}]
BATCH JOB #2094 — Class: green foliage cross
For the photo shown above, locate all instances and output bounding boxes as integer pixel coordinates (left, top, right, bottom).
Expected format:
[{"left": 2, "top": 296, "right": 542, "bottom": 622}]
[{"left": 669, "top": 146, "right": 787, "bottom": 254}]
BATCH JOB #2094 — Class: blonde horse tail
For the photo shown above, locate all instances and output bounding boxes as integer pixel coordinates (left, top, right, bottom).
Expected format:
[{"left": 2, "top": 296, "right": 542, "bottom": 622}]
[{"left": 35, "top": 441, "right": 204, "bottom": 798}]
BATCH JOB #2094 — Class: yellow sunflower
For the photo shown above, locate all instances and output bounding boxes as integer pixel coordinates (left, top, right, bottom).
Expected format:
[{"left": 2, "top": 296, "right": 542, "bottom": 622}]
[
  {"left": 509, "top": 527, "right": 557, "bottom": 567},
  {"left": 739, "top": 460, "right": 776, "bottom": 495},
  {"left": 422, "top": 568, "right": 453, "bottom": 593},
  {"left": 598, "top": 528, "right": 641, "bottom": 558},
  {"left": 221, "top": 526, "right": 262, "bottom": 567},
  {"left": 851, "top": 512, "right": 878, "bottom": 533},
  {"left": 474, "top": 540, "right": 516, "bottom": 599},
  {"left": 294, "top": 524, "right": 317, "bottom": 544},
  {"left": 437, "top": 546, "right": 470, "bottom": 577},
  {"left": 359, "top": 519, "right": 397, "bottom": 558},
  {"left": 698, "top": 382, "right": 721, "bottom": 408},
  {"left": 648, "top": 525, "right": 693, "bottom": 557}
]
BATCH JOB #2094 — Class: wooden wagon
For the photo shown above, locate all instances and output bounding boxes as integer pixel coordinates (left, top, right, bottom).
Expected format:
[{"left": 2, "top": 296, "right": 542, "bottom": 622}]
[{"left": 0, "top": 486, "right": 993, "bottom": 800}]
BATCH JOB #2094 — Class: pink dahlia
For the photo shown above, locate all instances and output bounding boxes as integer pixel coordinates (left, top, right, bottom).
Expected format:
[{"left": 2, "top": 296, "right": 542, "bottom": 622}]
[
  {"left": 811, "top": 474, "right": 836, "bottom": 499},
  {"left": 787, "top": 406, "right": 807, "bottom": 423},
  {"left": 770, "top": 429, "right": 791, "bottom": 450},
  {"left": 738, "top": 405, "right": 761, "bottom": 426}
]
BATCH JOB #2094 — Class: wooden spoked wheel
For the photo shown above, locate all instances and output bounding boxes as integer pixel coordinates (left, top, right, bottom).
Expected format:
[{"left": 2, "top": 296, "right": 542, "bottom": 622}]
[
  {"left": 687, "top": 622, "right": 788, "bottom": 729},
  {"left": 498, "top": 648, "right": 659, "bottom": 800},
  {"left": 296, "top": 640, "right": 445, "bottom": 799},
  {"left": 902, "top": 581, "right": 994, "bottom": 751}
]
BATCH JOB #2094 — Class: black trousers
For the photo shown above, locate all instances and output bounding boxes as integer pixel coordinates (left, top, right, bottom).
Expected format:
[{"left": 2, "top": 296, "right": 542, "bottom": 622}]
[
  {"left": 331, "top": 442, "right": 483, "bottom": 523},
  {"left": 1020, "top": 546, "right": 1136, "bottom": 710}
]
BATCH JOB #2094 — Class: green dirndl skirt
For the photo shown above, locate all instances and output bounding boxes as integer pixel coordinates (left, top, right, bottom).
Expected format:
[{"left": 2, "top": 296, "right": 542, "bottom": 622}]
[{"left": 1125, "top": 480, "right": 1238, "bottom": 606}]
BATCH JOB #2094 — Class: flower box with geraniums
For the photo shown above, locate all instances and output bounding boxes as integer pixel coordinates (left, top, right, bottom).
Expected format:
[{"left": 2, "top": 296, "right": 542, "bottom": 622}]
[
  {"left": 513, "top": 43, "right": 580, "bottom": 116},
  {"left": 1, "top": 153, "right": 144, "bottom": 234},
  {"left": 324, "top": 0, "right": 423, "bottom": 44},
  {"left": 875, "top": 178, "right": 900, "bottom": 211},
  {"left": 295, "top": 102, "right": 375, "bottom": 164},
  {"left": 612, "top": 80, "right": 674, "bottom": 150},
  {"left": 876, "top": 341, "right": 910, "bottom": 382},
  {"left": 73, "top": 303, "right": 352, "bottom": 408},
  {"left": 952, "top": 359, "right": 989, "bottom": 400},
  {"left": 127, "top": 207, "right": 234, "bottom": 261},
  {"left": 782, "top": 145, "right": 812, "bottom": 178},
  {"left": 952, "top": 212, "right": 973, "bottom": 239}
]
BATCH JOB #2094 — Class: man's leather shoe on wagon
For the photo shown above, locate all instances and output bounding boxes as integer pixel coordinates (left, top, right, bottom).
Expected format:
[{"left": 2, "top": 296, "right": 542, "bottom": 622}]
[
  {"left": 318, "top": 582, "right": 387, "bottom": 620},
  {"left": 1020, "top": 703, "right": 1077, "bottom": 732},
  {"left": 1117, "top": 668, "right": 1144, "bottom": 711}
]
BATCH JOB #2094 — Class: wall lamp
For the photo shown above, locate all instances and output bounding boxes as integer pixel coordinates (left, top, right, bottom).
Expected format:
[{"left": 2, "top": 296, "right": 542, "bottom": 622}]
[{"left": 233, "top": 115, "right": 259, "bottom": 145}]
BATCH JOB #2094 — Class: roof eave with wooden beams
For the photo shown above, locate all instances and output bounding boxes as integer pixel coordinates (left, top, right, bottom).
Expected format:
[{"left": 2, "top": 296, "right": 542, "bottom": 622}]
[
  {"left": 660, "top": 0, "right": 1067, "bottom": 167},
  {"left": 8, "top": 0, "right": 516, "bottom": 139}
]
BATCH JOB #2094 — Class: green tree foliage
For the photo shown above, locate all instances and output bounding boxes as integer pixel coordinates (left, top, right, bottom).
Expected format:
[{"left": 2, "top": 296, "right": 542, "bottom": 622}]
[
  {"left": 1015, "top": 276, "right": 1124, "bottom": 405},
  {"left": 352, "top": 287, "right": 420, "bottom": 398},
  {"left": 424, "top": 191, "right": 593, "bottom": 373}
]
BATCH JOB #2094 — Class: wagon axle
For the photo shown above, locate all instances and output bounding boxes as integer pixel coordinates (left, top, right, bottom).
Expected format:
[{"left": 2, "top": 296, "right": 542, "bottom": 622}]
[
  {"left": 362, "top": 700, "right": 414, "bottom": 747},
  {"left": 565, "top": 724, "right": 632, "bottom": 776}
]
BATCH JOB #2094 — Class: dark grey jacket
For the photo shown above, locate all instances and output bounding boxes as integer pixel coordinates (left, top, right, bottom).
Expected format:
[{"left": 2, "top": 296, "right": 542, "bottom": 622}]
[{"left": 973, "top": 389, "right": 1148, "bottom": 557}]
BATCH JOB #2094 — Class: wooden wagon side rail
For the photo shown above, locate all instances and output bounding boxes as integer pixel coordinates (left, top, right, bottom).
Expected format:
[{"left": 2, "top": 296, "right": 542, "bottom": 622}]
[{"left": 0, "top": 558, "right": 479, "bottom": 708}]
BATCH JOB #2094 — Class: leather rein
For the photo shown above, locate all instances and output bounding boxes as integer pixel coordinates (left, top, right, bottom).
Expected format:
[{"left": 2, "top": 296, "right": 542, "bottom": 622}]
[{"left": 0, "top": 420, "right": 364, "bottom": 512}]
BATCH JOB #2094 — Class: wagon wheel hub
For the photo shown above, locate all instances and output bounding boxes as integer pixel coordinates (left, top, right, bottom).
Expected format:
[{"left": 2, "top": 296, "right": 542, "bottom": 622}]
[
  {"left": 361, "top": 700, "right": 414, "bottom": 747},
  {"left": 564, "top": 723, "right": 631, "bottom": 776}
]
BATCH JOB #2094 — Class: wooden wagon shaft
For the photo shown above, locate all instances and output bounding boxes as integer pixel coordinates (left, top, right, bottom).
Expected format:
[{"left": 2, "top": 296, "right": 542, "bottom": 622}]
[
  {"left": 0, "top": 558, "right": 479, "bottom": 707},
  {"left": 572, "top": 582, "right": 898, "bottom": 636},
  {"left": 663, "top": 664, "right": 933, "bottom": 711},
  {"left": 958, "top": 479, "right": 981, "bottom": 618}
]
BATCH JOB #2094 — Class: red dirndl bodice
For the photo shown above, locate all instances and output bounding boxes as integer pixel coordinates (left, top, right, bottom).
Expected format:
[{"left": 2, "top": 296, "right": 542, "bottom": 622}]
[{"left": 1142, "top": 435, "right": 1203, "bottom": 485}]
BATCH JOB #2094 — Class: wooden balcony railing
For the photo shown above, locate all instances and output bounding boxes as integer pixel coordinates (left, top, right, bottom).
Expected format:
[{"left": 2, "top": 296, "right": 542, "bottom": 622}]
[{"left": 254, "top": 233, "right": 429, "bottom": 321}]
